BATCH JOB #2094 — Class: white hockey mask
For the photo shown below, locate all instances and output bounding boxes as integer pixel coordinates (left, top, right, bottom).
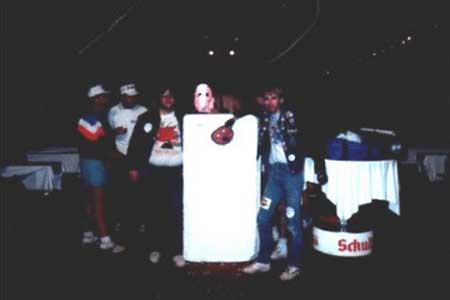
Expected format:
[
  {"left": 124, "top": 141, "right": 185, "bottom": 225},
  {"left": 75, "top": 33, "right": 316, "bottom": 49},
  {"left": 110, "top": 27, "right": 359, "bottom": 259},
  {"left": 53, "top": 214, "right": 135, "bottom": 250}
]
[{"left": 194, "top": 83, "right": 214, "bottom": 113}]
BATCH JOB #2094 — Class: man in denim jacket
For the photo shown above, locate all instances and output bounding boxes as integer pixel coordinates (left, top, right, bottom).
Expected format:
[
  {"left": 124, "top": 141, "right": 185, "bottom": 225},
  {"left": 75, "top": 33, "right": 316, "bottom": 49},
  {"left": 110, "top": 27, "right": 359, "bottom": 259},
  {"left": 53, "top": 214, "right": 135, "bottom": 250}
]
[{"left": 242, "top": 85, "right": 316, "bottom": 281}]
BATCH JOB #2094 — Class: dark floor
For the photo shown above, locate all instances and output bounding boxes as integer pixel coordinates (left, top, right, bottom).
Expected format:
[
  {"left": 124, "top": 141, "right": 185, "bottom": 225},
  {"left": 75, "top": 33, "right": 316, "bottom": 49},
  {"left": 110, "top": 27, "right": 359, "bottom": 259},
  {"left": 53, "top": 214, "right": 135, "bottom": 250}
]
[{"left": 3, "top": 165, "right": 449, "bottom": 300}]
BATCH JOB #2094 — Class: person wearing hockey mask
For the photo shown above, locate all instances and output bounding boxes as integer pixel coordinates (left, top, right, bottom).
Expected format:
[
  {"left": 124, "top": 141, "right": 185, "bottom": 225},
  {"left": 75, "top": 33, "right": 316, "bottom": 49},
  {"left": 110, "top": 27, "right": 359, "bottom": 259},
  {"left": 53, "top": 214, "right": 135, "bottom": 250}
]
[{"left": 194, "top": 83, "right": 217, "bottom": 113}]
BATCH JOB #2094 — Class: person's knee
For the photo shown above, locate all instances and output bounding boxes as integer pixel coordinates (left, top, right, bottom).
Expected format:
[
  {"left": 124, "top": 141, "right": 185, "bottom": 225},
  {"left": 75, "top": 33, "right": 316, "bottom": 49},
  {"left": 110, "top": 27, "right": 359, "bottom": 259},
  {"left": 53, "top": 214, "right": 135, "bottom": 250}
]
[{"left": 285, "top": 206, "right": 301, "bottom": 230}]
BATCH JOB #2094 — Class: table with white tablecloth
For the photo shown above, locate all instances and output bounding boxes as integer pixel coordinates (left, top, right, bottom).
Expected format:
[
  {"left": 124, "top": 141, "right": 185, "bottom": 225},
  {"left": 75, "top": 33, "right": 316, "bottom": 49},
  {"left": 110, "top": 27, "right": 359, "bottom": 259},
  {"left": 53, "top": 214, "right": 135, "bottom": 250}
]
[
  {"left": 27, "top": 147, "right": 80, "bottom": 173},
  {"left": 304, "top": 158, "right": 400, "bottom": 221},
  {"left": 0, "top": 164, "right": 62, "bottom": 191},
  {"left": 401, "top": 147, "right": 449, "bottom": 183}
]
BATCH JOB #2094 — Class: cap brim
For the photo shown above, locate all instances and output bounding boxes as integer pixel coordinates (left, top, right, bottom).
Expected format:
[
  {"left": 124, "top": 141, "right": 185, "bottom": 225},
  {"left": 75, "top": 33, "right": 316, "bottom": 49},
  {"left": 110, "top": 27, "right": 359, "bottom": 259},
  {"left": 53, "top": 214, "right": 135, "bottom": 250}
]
[
  {"left": 90, "top": 91, "right": 110, "bottom": 98},
  {"left": 122, "top": 91, "right": 138, "bottom": 96}
]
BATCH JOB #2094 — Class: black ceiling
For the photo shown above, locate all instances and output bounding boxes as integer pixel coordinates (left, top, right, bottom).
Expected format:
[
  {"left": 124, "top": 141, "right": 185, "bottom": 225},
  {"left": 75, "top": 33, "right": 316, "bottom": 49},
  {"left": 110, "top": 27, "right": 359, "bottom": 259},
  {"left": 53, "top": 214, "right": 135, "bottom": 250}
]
[
  {"left": 5, "top": 0, "right": 449, "bottom": 147},
  {"left": 8, "top": 0, "right": 447, "bottom": 76}
]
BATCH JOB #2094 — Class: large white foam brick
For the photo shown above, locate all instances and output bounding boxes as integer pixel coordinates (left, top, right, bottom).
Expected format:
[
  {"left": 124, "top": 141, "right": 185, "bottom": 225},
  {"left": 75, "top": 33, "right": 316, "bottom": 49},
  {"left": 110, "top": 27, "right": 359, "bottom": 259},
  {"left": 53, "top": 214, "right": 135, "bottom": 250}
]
[{"left": 183, "top": 114, "right": 260, "bottom": 262}]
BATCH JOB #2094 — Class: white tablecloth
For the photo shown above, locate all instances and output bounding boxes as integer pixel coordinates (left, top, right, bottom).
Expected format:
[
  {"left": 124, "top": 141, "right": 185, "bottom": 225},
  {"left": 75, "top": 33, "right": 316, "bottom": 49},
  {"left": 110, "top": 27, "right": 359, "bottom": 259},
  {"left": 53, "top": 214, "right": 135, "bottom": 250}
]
[
  {"left": 0, "top": 165, "right": 62, "bottom": 191},
  {"left": 27, "top": 147, "right": 78, "bottom": 154},
  {"left": 27, "top": 147, "right": 80, "bottom": 173},
  {"left": 403, "top": 147, "right": 450, "bottom": 165},
  {"left": 422, "top": 155, "right": 448, "bottom": 182},
  {"left": 304, "top": 158, "right": 400, "bottom": 221}
]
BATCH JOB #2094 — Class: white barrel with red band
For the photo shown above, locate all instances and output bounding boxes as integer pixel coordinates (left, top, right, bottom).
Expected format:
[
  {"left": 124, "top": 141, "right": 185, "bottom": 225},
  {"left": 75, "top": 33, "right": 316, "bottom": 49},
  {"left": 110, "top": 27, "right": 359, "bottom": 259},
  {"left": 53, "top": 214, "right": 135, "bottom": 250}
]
[{"left": 313, "top": 227, "right": 374, "bottom": 257}]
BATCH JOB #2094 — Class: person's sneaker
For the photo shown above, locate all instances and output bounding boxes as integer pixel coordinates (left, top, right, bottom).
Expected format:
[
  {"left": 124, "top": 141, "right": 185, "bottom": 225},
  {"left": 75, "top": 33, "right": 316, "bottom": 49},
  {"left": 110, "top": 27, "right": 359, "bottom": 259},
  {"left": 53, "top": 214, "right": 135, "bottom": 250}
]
[
  {"left": 82, "top": 231, "right": 98, "bottom": 245},
  {"left": 149, "top": 251, "right": 161, "bottom": 264},
  {"left": 111, "top": 244, "right": 126, "bottom": 254},
  {"left": 99, "top": 237, "right": 126, "bottom": 253},
  {"left": 279, "top": 266, "right": 301, "bottom": 281},
  {"left": 99, "top": 236, "right": 115, "bottom": 250},
  {"left": 241, "top": 262, "right": 271, "bottom": 274},
  {"left": 173, "top": 255, "right": 186, "bottom": 268},
  {"left": 271, "top": 239, "right": 287, "bottom": 260}
]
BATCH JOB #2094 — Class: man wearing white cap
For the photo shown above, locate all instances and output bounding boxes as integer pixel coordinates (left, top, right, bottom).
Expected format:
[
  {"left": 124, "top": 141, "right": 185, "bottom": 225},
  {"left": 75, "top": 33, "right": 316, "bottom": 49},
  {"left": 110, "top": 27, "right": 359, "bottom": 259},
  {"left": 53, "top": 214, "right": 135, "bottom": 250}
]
[
  {"left": 108, "top": 83, "right": 148, "bottom": 155},
  {"left": 78, "top": 84, "right": 125, "bottom": 253},
  {"left": 107, "top": 83, "right": 148, "bottom": 233}
]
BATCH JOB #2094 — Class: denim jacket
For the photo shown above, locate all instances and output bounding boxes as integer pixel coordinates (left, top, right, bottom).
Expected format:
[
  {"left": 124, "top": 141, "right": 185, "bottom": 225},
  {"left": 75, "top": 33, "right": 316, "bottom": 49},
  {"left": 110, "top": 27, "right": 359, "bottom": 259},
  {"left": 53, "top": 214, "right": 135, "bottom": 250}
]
[{"left": 258, "top": 107, "right": 305, "bottom": 174}]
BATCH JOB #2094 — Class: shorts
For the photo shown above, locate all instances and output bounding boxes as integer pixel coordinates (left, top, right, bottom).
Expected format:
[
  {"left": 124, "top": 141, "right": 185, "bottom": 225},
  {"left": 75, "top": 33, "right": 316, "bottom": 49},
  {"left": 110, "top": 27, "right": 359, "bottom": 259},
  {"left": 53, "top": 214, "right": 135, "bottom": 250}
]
[{"left": 80, "top": 158, "right": 108, "bottom": 187}]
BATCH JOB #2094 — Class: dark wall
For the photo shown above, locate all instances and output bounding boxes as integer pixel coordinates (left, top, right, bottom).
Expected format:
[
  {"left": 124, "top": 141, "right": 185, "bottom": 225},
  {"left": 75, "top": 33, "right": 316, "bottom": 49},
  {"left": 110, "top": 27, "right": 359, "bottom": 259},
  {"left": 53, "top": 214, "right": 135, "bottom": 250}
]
[
  {"left": 2, "top": 2, "right": 25, "bottom": 161},
  {"left": 4, "top": 0, "right": 449, "bottom": 150}
]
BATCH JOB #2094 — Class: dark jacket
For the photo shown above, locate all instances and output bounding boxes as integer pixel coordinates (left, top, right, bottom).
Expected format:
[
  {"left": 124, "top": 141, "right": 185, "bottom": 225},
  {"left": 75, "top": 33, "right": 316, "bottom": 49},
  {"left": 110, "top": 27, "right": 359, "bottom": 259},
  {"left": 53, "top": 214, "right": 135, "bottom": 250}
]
[
  {"left": 127, "top": 109, "right": 184, "bottom": 170},
  {"left": 258, "top": 107, "right": 307, "bottom": 174},
  {"left": 223, "top": 106, "right": 325, "bottom": 176}
]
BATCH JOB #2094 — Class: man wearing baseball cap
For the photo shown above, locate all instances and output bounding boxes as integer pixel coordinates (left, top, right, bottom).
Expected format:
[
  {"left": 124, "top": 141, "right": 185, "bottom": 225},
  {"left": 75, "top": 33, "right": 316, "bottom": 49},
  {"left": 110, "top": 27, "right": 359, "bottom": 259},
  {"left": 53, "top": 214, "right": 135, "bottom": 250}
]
[
  {"left": 78, "top": 84, "right": 125, "bottom": 253},
  {"left": 107, "top": 83, "right": 148, "bottom": 234},
  {"left": 108, "top": 83, "right": 148, "bottom": 154}
]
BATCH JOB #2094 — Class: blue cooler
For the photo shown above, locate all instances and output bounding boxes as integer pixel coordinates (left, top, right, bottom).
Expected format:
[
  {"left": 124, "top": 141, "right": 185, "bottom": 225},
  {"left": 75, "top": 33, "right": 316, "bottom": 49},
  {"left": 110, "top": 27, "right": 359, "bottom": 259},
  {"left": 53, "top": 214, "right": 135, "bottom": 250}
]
[{"left": 326, "top": 138, "right": 382, "bottom": 161}]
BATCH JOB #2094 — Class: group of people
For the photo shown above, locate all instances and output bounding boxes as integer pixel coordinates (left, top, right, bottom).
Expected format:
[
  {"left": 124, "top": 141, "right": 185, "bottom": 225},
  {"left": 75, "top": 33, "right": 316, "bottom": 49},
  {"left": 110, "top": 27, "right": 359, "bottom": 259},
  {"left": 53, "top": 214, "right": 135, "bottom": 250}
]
[{"left": 77, "top": 81, "right": 326, "bottom": 280}]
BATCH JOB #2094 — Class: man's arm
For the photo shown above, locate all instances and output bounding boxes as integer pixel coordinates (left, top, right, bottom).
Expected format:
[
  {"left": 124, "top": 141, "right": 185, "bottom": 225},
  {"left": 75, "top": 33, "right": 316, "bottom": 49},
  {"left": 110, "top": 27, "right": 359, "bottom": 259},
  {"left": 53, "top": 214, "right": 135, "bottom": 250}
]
[{"left": 107, "top": 107, "right": 116, "bottom": 128}]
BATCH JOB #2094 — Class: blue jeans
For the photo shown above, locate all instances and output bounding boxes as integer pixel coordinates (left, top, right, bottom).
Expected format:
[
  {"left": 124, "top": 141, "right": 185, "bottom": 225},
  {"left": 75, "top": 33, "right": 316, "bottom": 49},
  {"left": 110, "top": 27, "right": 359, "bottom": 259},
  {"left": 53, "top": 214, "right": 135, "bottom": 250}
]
[{"left": 257, "top": 163, "right": 304, "bottom": 267}]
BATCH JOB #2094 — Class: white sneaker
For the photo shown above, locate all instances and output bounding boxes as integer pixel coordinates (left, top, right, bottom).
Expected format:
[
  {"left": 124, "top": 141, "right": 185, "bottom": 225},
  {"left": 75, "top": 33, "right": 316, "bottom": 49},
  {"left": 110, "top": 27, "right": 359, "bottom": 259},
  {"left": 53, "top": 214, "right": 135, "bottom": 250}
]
[
  {"left": 241, "top": 262, "right": 271, "bottom": 274},
  {"left": 279, "top": 266, "right": 301, "bottom": 281},
  {"left": 99, "top": 236, "right": 126, "bottom": 253},
  {"left": 99, "top": 237, "right": 114, "bottom": 250},
  {"left": 271, "top": 239, "right": 287, "bottom": 260},
  {"left": 82, "top": 231, "right": 98, "bottom": 245},
  {"left": 173, "top": 255, "right": 186, "bottom": 268},
  {"left": 111, "top": 244, "right": 126, "bottom": 254},
  {"left": 149, "top": 251, "right": 161, "bottom": 264}
]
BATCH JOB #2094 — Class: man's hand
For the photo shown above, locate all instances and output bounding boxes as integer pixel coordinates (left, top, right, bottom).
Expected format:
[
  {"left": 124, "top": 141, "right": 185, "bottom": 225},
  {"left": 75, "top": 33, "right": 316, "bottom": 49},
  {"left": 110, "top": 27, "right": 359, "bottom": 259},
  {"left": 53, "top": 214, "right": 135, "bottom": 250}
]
[
  {"left": 114, "top": 126, "right": 127, "bottom": 135},
  {"left": 129, "top": 170, "right": 139, "bottom": 182}
]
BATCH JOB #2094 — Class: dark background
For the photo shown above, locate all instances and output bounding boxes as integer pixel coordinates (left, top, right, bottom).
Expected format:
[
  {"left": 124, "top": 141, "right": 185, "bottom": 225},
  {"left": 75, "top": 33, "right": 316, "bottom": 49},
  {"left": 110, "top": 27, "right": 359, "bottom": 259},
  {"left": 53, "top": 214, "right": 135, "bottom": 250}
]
[
  {"left": 3, "top": 0, "right": 449, "bottom": 159},
  {"left": 1, "top": 2, "right": 449, "bottom": 299}
]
